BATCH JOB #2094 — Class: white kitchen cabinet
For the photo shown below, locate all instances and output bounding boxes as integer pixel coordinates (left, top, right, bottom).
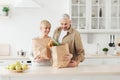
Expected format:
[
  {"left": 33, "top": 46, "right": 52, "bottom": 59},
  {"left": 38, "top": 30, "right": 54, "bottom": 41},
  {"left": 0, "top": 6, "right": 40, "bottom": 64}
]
[
  {"left": 81, "top": 57, "right": 120, "bottom": 65},
  {"left": 80, "top": 58, "right": 103, "bottom": 65},
  {"left": 110, "top": 0, "right": 120, "bottom": 30},
  {"left": 70, "top": 0, "right": 120, "bottom": 33},
  {"left": 0, "top": 57, "right": 31, "bottom": 66},
  {"left": 103, "top": 58, "right": 120, "bottom": 65}
]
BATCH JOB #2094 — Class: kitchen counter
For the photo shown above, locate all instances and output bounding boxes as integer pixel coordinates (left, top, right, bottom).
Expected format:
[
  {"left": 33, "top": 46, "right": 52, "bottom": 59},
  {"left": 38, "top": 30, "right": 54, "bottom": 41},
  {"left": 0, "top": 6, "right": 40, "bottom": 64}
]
[
  {"left": 0, "top": 54, "right": 120, "bottom": 60},
  {"left": 0, "top": 65, "right": 120, "bottom": 80},
  {"left": 0, "top": 55, "right": 120, "bottom": 80}
]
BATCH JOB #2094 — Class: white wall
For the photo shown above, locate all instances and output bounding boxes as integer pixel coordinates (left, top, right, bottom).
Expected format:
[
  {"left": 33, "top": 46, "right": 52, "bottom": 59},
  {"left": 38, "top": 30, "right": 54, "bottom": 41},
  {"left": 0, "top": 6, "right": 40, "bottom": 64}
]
[
  {"left": 0, "top": 0, "right": 70, "bottom": 55},
  {"left": 0, "top": 0, "right": 120, "bottom": 56}
]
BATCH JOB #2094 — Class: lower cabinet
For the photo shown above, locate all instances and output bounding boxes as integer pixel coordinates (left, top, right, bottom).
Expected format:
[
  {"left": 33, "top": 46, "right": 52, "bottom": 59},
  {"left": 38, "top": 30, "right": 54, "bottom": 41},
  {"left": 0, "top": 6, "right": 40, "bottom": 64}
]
[
  {"left": 81, "top": 58, "right": 120, "bottom": 65},
  {"left": 80, "top": 59, "right": 103, "bottom": 65},
  {"left": 0, "top": 59, "right": 31, "bottom": 66},
  {"left": 103, "top": 58, "right": 120, "bottom": 65},
  {"left": 0, "top": 60, "right": 13, "bottom": 66}
]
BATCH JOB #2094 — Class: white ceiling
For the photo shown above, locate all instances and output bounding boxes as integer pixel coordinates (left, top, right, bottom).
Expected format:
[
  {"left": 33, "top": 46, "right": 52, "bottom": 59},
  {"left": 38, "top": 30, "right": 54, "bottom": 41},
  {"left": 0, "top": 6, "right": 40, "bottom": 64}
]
[{"left": 0, "top": 0, "right": 44, "bottom": 8}]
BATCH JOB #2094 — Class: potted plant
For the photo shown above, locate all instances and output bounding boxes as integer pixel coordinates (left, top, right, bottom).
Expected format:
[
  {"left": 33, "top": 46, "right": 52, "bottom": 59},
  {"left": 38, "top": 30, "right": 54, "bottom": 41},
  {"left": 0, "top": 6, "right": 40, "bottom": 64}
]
[
  {"left": 102, "top": 47, "right": 109, "bottom": 55},
  {"left": 2, "top": 6, "right": 9, "bottom": 16}
]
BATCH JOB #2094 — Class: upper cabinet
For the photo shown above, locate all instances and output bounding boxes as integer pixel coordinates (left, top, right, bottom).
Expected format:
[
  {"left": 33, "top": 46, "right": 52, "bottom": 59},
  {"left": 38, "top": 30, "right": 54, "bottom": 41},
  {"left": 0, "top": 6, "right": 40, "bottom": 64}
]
[
  {"left": 110, "top": 0, "right": 120, "bottom": 29},
  {"left": 70, "top": 0, "right": 120, "bottom": 33},
  {"left": 0, "top": 3, "right": 10, "bottom": 18}
]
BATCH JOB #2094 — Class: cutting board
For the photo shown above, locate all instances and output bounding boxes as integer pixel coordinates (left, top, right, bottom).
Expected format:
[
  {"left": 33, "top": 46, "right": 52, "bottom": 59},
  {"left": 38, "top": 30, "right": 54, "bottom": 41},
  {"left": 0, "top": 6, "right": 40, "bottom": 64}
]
[{"left": 0, "top": 44, "right": 10, "bottom": 56}]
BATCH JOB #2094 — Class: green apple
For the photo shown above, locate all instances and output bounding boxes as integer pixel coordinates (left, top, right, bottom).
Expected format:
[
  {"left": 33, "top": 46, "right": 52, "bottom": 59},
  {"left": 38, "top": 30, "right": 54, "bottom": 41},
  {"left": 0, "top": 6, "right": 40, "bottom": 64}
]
[
  {"left": 6, "top": 65, "right": 10, "bottom": 70},
  {"left": 22, "top": 64, "right": 28, "bottom": 70},
  {"left": 9, "top": 64, "right": 16, "bottom": 70},
  {"left": 15, "top": 65, "right": 22, "bottom": 71},
  {"left": 15, "top": 61, "right": 21, "bottom": 66}
]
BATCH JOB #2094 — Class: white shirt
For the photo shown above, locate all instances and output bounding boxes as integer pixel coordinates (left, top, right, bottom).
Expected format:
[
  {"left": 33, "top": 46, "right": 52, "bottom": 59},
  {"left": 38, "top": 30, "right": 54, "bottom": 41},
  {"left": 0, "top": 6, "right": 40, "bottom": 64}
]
[{"left": 58, "top": 30, "right": 67, "bottom": 43}]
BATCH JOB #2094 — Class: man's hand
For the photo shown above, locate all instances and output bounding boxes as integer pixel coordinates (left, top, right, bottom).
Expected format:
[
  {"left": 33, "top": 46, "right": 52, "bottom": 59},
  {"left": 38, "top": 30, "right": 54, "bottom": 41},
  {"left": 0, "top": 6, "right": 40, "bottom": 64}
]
[
  {"left": 64, "top": 53, "right": 73, "bottom": 62},
  {"left": 67, "top": 60, "right": 78, "bottom": 67}
]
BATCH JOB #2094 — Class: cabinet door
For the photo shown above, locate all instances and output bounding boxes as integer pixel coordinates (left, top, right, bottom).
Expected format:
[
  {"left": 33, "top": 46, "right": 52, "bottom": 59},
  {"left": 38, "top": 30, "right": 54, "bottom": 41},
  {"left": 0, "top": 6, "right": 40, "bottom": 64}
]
[
  {"left": 110, "top": 0, "right": 120, "bottom": 29},
  {"left": 70, "top": 0, "right": 120, "bottom": 33},
  {"left": 71, "top": 0, "right": 106, "bottom": 31},
  {"left": 71, "top": 0, "right": 87, "bottom": 29},
  {"left": 80, "top": 58, "right": 120, "bottom": 65},
  {"left": 80, "top": 59, "right": 103, "bottom": 65},
  {"left": 91, "top": 0, "right": 106, "bottom": 29},
  {"left": 103, "top": 58, "right": 120, "bottom": 65},
  {"left": 0, "top": 59, "right": 31, "bottom": 66},
  {"left": 0, "top": 60, "right": 12, "bottom": 66}
]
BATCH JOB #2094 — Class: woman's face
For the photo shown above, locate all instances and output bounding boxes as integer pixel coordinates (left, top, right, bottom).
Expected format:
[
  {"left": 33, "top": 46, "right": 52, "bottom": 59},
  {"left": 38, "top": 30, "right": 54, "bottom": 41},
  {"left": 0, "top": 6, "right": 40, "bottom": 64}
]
[{"left": 40, "top": 25, "right": 51, "bottom": 36}]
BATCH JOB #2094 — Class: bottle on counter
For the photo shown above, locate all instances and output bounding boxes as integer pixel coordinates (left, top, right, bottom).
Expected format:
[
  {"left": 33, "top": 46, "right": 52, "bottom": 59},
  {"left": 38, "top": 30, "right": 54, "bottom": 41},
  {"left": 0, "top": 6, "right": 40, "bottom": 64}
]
[{"left": 96, "top": 43, "right": 100, "bottom": 54}]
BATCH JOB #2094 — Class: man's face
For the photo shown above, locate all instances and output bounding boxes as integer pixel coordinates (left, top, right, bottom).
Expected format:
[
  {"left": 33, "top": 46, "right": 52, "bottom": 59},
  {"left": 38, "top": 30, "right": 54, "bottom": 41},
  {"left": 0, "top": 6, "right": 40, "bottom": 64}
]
[{"left": 60, "top": 18, "right": 71, "bottom": 31}]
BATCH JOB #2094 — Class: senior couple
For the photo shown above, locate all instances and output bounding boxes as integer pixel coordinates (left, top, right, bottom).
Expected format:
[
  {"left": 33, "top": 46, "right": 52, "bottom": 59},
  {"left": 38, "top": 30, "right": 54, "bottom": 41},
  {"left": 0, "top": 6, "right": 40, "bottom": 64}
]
[{"left": 31, "top": 13, "right": 85, "bottom": 67}]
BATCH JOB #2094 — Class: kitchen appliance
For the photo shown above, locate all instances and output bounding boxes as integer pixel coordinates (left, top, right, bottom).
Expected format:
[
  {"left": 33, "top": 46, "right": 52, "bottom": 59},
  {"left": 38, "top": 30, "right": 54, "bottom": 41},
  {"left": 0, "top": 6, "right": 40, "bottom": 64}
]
[{"left": 17, "top": 50, "right": 26, "bottom": 57}]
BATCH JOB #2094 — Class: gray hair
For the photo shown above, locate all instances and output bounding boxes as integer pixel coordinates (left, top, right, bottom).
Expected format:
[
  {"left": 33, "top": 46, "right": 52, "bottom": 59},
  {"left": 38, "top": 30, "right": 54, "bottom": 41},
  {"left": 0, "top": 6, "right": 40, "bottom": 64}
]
[{"left": 61, "top": 13, "right": 70, "bottom": 19}]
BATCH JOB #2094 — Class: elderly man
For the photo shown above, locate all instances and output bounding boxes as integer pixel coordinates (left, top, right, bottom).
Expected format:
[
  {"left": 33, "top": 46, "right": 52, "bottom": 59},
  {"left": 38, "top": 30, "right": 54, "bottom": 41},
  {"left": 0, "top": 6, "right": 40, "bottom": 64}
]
[{"left": 53, "top": 14, "right": 85, "bottom": 67}]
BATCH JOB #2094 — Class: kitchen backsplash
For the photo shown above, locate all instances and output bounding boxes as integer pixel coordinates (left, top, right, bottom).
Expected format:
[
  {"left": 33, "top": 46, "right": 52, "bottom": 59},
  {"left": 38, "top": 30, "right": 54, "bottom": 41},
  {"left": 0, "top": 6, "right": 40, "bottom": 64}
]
[{"left": 81, "top": 34, "right": 120, "bottom": 55}]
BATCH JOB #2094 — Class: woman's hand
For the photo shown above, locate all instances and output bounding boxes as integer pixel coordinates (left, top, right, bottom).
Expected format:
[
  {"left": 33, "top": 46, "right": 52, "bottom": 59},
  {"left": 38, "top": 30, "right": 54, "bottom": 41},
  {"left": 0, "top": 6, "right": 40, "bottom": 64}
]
[
  {"left": 67, "top": 60, "right": 78, "bottom": 67},
  {"left": 34, "top": 55, "right": 49, "bottom": 62}
]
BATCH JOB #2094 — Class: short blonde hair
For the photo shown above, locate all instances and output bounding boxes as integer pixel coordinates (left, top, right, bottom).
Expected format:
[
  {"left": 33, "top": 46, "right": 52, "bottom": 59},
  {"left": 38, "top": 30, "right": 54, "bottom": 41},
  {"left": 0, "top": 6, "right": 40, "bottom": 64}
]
[{"left": 40, "top": 20, "right": 51, "bottom": 28}]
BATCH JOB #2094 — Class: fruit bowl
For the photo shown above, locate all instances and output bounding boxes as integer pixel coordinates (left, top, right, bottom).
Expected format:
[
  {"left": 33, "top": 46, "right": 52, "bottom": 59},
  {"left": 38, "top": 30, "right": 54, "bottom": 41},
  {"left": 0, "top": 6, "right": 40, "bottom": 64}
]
[
  {"left": 8, "top": 69, "right": 28, "bottom": 73},
  {"left": 6, "top": 61, "right": 29, "bottom": 73},
  {"left": 9, "top": 69, "right": 27, "bottom": 73}
]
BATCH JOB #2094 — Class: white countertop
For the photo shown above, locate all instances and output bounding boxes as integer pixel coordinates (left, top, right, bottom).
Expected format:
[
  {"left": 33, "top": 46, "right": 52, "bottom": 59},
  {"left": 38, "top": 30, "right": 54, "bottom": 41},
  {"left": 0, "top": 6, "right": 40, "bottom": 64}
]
[
  {"left": 0, "top": 55, "right": 120, "bottom": 79},
  {"left": 0, "top": 65, "right": 120, "bottom": 77}
]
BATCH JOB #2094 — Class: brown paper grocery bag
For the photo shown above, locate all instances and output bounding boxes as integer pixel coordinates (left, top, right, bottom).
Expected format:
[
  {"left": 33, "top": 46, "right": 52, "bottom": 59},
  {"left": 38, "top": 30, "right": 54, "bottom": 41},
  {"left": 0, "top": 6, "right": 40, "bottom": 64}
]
[
  {"left": 32, "top": 37, "right": 51, "bottom": 59},
  {"left": 51, "top": 43, "right": 70, "bottom": 68}
]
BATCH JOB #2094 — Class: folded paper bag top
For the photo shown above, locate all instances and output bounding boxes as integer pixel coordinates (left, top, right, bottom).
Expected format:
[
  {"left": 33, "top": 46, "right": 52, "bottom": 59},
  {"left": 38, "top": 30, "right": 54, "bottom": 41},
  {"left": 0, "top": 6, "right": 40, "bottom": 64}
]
[
  {"left": 32, "top": 37, "right": 51, "bottom": 59},
  {"left": 51, "top": 43, "right": 70, "bottom": 68}
]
